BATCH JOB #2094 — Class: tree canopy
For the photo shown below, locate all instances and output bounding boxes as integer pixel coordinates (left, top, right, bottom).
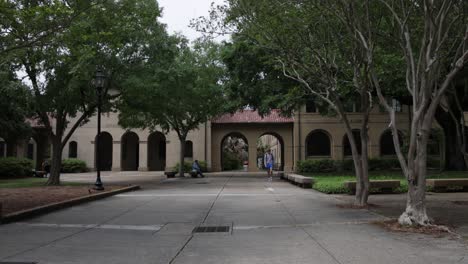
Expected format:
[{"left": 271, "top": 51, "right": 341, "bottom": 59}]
[{"left": 118, "top": 39, "right": 227, "bottom": 176}]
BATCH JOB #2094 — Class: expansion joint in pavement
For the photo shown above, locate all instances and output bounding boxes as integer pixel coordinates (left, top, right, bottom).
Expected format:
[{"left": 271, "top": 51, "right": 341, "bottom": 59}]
[
  {"left": 168, "top": 175, "right": 233, "bottom": 264},
  {"left": 265, "top": 182, "right": 344, "bottom": 264}
]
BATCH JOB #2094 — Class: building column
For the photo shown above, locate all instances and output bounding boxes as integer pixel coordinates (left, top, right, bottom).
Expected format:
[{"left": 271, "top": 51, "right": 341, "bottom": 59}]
[
  {"left": 139, "top": 141, "right": 148, "bottom": 171},
  {"left": 112, "top": 142, "right": 121, "bottom": 171}
]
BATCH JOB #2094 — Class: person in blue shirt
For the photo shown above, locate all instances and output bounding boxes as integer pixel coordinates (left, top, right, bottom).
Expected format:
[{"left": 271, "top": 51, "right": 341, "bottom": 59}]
[
  {"left": 264, "top": 149, "right": 274, "bottom": 180},
  {"left": 192, "top": 160, "right": 204, "bottom": 178}
]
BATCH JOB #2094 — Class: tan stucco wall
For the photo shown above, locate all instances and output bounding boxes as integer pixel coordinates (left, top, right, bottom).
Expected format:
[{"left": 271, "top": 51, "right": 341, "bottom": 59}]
[
  {"left": 62, "top": 112, "right": 208, "bottom": 171},
  {"left": 296, "top": 105, "right": 412, "bottom": 162},
  {"left": 211, "top": 123, "right": 294, "bottom": 172}
]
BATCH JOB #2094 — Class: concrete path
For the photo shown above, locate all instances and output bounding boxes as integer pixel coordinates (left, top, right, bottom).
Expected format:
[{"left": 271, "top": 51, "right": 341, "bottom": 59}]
[{"left": 1, "top": 174, "right": 467, "bottom": 264}]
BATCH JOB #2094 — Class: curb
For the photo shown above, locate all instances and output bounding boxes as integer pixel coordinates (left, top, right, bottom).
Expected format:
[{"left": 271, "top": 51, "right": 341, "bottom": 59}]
[{"left": 0, "top": 185, "right": 140, "bottom": 224}]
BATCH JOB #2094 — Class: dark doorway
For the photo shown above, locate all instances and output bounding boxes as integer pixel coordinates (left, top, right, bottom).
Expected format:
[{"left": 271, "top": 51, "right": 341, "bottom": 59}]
[
  {"left": 148, "top": 132, "right": 166, "bottom": 171},
  {"left": 121, "top": 132, "right": 139, "bottom": 171},
  {"left": 306, "top": 130, "right": 331, "bottom": 157},
  {"left": 96, "top": 132, "right": 113, "bottom": 171}
]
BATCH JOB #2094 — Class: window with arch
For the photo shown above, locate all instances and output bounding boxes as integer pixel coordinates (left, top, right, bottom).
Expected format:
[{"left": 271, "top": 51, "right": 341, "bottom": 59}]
[
  {"left": 343, "top": 130, "right": 362, "bottom": 156},
  {"left": 0, "top": 138, "right": 5, "bottom": 158},
  {"left": 380, "top": 130, "right": 403, "bottom": 156},
  {"left": 27, "top": 138, "right": 35, "bottom": 160},
  {"left": 185, "top": 140, "right": 193, "bottom": 158},
  {"left": 306, "top": 130, "right": 331, "bottom": 156},
  {"left": 69, "top": 141, "right": 78, "bottom": 158}
]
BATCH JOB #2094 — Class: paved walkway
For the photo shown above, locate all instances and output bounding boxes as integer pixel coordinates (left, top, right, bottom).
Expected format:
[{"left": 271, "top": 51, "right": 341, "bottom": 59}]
[{"left": 1, "top": 174, "right": 467, "bottom": 263}]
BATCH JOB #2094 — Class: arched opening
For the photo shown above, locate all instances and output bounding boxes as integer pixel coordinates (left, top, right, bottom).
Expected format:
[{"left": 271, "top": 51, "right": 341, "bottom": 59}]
[
  {"left": 343, "top": 129, "right": 362, "bottom": 157},
  {"left": 305, "top": 130, "right": 331, "bottom": 157},
  {"left": 0, "top": 138, "right": 5, "bottom": 158},
  {"left": 148, "top": 132, "right": 166, "bottom": 171},
  {"left": 121, "top": 131, "right": 139, "bottom": 171},
  {"left": 428, "top": 130, "right": 442, "bottom": 156},
  {"left": 69, "top": 141, "right": 78, "bottom": 158},
  {"left": 221, "top": 132, "right": 248, "bottom": 171},
  {"left": 257, "top": 133, "right": 284, "bottom": 171},
  {"left": 95, "top": 132, "right": 113, "bottom": 171},
  {"left": 26, "top": 138, "right": 37, "bottom": 162},
  {"left": 380, "top": 130, "right": 404, "bottom": 156},
  {"left": 184, "top": 140, "right": 193, "bottom": 159}
]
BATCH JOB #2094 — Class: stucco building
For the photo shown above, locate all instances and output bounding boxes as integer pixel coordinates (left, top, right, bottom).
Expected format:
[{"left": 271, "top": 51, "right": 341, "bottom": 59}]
[{"left": 1, "top": 101, "right": 450, "bottom": 172}]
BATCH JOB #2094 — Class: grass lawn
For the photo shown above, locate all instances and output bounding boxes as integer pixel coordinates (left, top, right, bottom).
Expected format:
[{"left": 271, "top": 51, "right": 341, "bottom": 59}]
[
  {"left": 301, "top": 171, "right": 468, "bottom": 194},
  {"left": 0, "top": 177, "right": 84, "bottom": 189}
]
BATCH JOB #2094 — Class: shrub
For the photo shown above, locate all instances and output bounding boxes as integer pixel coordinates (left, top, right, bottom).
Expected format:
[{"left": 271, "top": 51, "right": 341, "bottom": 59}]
[
  {"left": 174, "top": 161, "right": 208, "bottom": 173},
  {"left": 368, "top": 158, "right": 400, "bottom": 171},
  {"left": 222, "top": 151, "right": 242, "bottom": 171},
  {"left": 297, "top": 159, "right": 336, "bottom": 173},
  {"left": 0, "top": 157, "right": 33, "bottom": 178},
  {"left": 61, "top": 158, "right": 87, "bottom": 173}
]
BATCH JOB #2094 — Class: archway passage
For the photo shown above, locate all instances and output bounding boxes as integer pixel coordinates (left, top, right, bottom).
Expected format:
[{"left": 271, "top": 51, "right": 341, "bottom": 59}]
[
  {"left": 380, "top": 130, "right": 403, "bottom": 156},
  {"left": 221, "top": 132, "right": 248, "bottom": 171},
  {"left": 257, "top": 133, "right": 284, "bottom": 171},
  {"left": 121, "top": 132, "right": 139, "bottom": 171},
  {"left": 306, "top": 130, "right": 331, "bottom": 157},
  {"left": 343, "top": 130, "right": 362, "bottom": 156},
  {"left": 148, "top": 132, "right": 166, "bottom": 171},
  {"left": 96, "top": 132, "right": 113, "bottom": 171}
]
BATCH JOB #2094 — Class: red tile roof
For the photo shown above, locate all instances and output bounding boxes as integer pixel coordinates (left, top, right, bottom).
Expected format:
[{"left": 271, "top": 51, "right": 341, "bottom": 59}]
[{"left": 212, "top": 110, "right": 293, "bottom": 124}]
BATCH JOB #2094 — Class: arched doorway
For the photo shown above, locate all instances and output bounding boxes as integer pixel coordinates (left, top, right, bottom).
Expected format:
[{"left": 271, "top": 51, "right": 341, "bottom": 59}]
[
  {"left": 221, "top": 132, "right": 248, "bottom": 171},
  {"left": 148, "top": 132, "right": 166, "bottom": 171},
  {"left": 380, "top": 130, "right": 403, "bottom": 156},
  {"left": 121, "top": 132, "right": 139, "bottom": 171},
  {"left": 343, "top": 129, "right": 362, "bottom": 157},
  {"left": 26, "top": 138, "right": 37, "bottom": 161},
  {"left": 0, "top": 138, "right": 5, "bottom": 158},
  {"left": 305, "top": 130, "right": 332, "bottom": 157},
  {"left": 257, "top": 133, "right": 284, "bottom": 171},
  {"left": 95, "top": 132, "right": 113, "bottom": 171}
]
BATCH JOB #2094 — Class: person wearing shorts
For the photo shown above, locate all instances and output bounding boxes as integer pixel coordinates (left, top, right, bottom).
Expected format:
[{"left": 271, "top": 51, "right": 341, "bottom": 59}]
[{"left": 263, "top": 149, "right": 274, "bottom": 180}]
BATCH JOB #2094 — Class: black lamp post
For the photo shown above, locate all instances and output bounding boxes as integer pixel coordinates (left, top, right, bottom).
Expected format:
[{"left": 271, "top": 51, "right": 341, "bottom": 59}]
[{"left": 93, "top": 68, "right": 106, "bottom": 191}]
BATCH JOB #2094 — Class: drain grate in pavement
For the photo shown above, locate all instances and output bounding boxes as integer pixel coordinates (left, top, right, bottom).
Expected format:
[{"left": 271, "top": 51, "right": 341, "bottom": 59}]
[
  {"left": 196, "top": 182, "right": 209, "bottom": 184},
  {"left": 193, "top": 226, "right": 230, "bottom": 233}
]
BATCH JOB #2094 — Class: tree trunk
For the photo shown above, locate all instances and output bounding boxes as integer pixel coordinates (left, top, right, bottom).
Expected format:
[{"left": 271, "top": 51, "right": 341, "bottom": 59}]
[
  {"left": 179, "top": 136, "right": 186, "bottom": 177},
  {"left": 357, "top": 129, "right": 370, "bottom": 206},
  {"left": 398, "top": 126, "right": 430, "bottom": 226},
  {"left": 46, "top": 136, "right": 62, "bottom": 185}
]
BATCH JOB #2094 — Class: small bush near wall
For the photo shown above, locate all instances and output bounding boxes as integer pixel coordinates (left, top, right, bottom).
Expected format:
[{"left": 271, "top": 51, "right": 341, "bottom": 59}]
[
  {"left": 61, "top": 158, "right": 87, "bottom": 173},
  {"left": 0, "top": 157, "right": 33, "bottom": 178},
  {"left": 297, "top": 159, "right": 337, "bottom": 173},
  {"left": 175, "top": 161, "right": 208, "bottom": 173}
]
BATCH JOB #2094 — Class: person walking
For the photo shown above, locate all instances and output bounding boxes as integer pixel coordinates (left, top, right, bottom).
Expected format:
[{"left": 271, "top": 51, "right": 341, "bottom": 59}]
[
  {"left": 192, "top": 160, "right": 204, "bottom": 178},
  {"left": 264, "top": 149, "right": 274, "bottom": 181}
]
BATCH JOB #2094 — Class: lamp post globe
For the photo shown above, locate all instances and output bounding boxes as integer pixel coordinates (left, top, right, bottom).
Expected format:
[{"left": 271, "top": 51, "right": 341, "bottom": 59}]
[{"left": 94, "top": 68, "right": 106, "bottom": 191}]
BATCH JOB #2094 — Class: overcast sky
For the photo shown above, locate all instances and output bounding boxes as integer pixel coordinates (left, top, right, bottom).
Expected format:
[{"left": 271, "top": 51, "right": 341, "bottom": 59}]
[{"left": 157, "top": 0, "right": 228, "bottom": 41}]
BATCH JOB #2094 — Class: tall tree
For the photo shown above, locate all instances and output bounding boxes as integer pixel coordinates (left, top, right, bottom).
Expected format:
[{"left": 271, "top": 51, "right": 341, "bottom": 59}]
[
  {"left": 197, "top": 0, "right": 387, "bottom": 206},
  {"left": 118, "top": 39, "right": 227, "bottom": 177},
  {"left": 352, "top": 0, "right": 468, "bottom": 225},
  {"left": 7, "top": 0, "right": 169, "bottom": 185}
]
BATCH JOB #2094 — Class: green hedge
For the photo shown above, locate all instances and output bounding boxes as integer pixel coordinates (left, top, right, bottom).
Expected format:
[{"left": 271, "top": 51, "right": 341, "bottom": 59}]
[
  {"left": 61, "top": 158, "right": 87, "bottom": 173},
  {"left": 298, "top": 158, "right": 404, "bottom": 173},
  {"left": 174, "top": 161, "right": 208, "bottom": 173},
  {"left": 297, "top": 159, "right": 336, "bottom": 173},
  {"left": 298, "top": 157, "right": 444, "bottom": 173},
  {"left": 0, "top": 157, "right": 34, "bottom": 178}
]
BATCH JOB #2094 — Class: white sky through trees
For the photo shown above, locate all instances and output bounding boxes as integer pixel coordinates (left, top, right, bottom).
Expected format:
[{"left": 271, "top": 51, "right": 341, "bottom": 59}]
[{"left": 158, "top": 0, "right": 227, "bottom": 41}]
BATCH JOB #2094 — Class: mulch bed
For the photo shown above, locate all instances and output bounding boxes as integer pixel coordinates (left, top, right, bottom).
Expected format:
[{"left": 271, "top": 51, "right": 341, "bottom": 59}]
[
  {"left": 373, "top": 219, "right": 454, "bottom": 236},
  {"left": 0, "top": 185, "right": 125, "bottom": 215}
]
